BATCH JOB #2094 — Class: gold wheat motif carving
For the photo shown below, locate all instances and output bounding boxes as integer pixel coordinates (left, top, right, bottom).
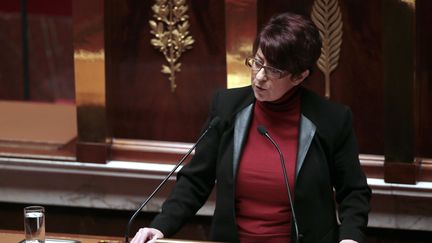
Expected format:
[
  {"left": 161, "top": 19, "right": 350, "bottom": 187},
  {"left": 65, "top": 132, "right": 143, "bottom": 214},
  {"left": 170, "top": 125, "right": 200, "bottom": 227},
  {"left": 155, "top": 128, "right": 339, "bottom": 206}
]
[
  {"left": 311, "top": 0, "right": 343, "bottom": 98},
  {"left": 149, "top": 0, "right": 195, "bottom": 92}
]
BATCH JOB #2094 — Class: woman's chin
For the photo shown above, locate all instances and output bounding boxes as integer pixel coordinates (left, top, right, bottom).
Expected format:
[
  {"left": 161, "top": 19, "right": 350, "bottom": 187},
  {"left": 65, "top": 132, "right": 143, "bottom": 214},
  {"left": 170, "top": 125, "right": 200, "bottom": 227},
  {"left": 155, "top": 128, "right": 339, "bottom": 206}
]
[
  {"left": 254, "top": 93, "right": 269, "bottom": 102},
  {"left": 253, "top": 88, "right": 267, "bottom": 101}
]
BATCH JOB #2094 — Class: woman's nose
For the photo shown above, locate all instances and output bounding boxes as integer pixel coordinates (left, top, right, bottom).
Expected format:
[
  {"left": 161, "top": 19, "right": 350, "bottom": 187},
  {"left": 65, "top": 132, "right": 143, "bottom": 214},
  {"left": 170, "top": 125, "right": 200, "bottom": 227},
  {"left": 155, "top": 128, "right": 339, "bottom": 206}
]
[{"left": 255, "top": 68, "right": 267, "bottom": 81}]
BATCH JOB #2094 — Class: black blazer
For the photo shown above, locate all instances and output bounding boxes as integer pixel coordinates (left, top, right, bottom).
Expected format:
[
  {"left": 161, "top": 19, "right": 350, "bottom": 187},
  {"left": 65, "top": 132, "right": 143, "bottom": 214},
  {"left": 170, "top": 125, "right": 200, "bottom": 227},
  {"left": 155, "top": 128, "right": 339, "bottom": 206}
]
[{"left": 151, "top": 86, "right": 371, "bottom": 243}]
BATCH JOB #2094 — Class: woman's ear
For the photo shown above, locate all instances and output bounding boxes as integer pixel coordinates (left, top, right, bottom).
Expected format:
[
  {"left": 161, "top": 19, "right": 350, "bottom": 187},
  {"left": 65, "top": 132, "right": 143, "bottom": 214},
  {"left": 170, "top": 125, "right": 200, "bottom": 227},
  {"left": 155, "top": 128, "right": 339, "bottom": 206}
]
[{"left": 292, "top": 70, "right": 310, "bottom": 85}]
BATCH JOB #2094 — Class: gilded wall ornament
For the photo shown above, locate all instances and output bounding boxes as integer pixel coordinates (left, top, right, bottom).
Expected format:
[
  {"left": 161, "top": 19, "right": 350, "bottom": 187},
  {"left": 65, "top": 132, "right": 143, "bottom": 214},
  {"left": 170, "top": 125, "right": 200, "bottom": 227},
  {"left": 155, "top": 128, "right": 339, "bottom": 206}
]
[
  {"left": 311, "top": 0, "right": 343, "bottom": 98},
  {"left": 149, "top": 0, "right": 195, "bottom": 92}
]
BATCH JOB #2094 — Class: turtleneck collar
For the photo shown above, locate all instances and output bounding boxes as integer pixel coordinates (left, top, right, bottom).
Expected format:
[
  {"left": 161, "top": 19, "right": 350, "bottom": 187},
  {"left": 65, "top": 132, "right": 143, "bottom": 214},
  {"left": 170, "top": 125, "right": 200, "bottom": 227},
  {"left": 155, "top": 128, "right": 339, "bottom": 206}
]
[{"left": 257, "top": 86, "right": 301, "bottom": 112}]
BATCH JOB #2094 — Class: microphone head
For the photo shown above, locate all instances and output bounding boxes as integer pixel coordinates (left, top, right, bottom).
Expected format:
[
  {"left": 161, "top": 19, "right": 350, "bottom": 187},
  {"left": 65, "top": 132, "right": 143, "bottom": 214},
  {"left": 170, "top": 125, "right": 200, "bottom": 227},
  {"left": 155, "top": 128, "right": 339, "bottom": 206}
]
[
  {"left": 209, "top": 116, "right": 221, "bottom": 128},
  {"left": 257, "top": 125, "right": 267, "bottom": 136}
]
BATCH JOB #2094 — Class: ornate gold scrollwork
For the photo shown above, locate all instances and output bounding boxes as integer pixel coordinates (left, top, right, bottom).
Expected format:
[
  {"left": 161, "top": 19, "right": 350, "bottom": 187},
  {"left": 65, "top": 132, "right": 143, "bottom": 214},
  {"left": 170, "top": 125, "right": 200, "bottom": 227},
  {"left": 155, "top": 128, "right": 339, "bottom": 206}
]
[
  {"left": 311, "top": 0, "right": 343, "bottom": 98},
  {"left": 149, "top": 0, "right": 195, "bottom": 92}
]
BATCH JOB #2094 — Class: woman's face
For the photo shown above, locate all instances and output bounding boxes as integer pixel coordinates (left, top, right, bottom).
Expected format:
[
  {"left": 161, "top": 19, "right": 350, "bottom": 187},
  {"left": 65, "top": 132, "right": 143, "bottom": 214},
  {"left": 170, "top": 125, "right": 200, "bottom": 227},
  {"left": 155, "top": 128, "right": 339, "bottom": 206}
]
[{"left": 251, "top": 49, "right": 298, "bottom": 102}]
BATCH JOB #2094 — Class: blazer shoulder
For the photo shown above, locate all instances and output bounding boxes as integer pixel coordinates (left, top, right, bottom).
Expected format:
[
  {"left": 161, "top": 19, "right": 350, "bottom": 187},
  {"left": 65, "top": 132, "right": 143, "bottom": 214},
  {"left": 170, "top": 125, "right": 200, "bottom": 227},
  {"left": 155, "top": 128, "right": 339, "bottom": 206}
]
[
  {"left": 301, "top": 88, "right": 353, "bottom": 135},
  {"left": 215, "top": 86, "right": 253, "bottom": 101},
  {"left": 302, "top": 88, "right": 351, "bottom": 118},
  {"left": 211, "top": 86, "right": 254, "bottom": 116}
]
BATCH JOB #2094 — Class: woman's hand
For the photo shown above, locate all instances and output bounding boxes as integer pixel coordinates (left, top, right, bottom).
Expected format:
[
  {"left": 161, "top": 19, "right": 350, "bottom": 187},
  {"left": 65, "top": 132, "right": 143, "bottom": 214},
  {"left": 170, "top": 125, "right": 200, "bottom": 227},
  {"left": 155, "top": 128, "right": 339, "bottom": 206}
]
[{"left": 130, "top": 227, "right": 164, "bottom": 243}]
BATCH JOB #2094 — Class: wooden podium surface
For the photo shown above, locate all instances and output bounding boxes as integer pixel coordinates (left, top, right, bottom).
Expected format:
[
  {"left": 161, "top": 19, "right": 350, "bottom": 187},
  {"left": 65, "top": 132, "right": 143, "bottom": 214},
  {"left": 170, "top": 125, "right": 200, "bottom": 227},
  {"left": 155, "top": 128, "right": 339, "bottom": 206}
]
[
  {"left": 0, "top": 229, "right": 122, "bottom": 243},
  {"left": 0, "top": 230, "right": 221, "bottom": 243}
]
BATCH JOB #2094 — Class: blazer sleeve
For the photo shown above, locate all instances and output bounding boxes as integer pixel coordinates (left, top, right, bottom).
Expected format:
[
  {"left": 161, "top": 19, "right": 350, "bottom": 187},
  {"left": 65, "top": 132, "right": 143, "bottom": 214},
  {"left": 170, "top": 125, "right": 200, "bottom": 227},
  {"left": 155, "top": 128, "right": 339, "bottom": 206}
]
[
  {"left": 149, "top": 91, "right": 222, "bottom": 237},
  {"left": 332, "top": 108, "right": 371, "bottom": 243}
]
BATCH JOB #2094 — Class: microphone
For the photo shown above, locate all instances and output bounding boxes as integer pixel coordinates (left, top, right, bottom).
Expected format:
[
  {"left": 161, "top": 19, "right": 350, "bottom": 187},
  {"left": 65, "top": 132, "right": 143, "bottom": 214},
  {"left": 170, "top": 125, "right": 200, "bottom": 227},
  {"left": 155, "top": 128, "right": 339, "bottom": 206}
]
[
  {"left": 257, "top": 125, "right": 301, "bottom": 243},
  {"left": 124, "top": 116, "right": 221, "bottom": 243}
]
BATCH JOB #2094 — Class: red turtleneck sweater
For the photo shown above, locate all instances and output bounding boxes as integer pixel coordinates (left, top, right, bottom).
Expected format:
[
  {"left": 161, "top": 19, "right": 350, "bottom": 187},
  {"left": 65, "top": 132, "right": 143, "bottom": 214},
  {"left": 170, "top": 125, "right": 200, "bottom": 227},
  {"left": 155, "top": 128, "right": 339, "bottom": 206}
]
[{"left": 235, "top": 87, "right": 301, "bottom": 243}]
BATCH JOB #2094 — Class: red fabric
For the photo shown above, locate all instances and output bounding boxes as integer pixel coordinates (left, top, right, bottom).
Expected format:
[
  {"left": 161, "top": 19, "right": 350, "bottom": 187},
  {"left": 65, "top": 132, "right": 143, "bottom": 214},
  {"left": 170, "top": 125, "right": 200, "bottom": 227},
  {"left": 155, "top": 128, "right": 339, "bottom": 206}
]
[{"left": 235, "top": 88, "right": 301, "bottom": 243}]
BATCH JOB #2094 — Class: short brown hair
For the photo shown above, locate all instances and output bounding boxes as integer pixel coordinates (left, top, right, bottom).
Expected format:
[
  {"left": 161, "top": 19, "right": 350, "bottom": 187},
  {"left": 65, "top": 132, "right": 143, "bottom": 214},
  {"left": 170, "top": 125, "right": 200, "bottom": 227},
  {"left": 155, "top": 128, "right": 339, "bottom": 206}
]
[{"left": 253, "top": 12, "right": 322, "bottom": 77}]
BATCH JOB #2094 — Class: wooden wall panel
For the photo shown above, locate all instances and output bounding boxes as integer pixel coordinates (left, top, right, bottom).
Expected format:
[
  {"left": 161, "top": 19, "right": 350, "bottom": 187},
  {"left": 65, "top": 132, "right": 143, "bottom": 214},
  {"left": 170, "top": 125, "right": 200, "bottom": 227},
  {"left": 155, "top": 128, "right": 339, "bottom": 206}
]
[
  {"left": 73, "top": 0, "right": 107, "bottom": 163},
  {"left": 105, "top": 0, "right": 227, "bottom": 143},
  {"left": 383, "top": 0, "right": 415, "bottom": 166},
  {"left": 0, "top": 6, "right": 24, "bottom": 100},
  {"left": 335, "top": 0, "right": 384, "bottom": 156},
  {"left": 416, "top": 0, "right": 432, "bottom": 158},
  {"left": 0, "top": 0, "right": 428, "bottom": 165},
  {"left": 225, "top": 0, "right": 257, "bottom": 89},
  {"left": 0, "top": 1, "right": 74, "bottom": 102}
]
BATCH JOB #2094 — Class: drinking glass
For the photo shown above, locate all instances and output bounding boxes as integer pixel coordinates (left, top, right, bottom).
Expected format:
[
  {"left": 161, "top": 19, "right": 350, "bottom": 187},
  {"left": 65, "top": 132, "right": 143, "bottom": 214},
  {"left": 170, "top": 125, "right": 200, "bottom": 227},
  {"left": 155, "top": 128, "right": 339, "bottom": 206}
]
[{"left": 24, "top": 206, "right": 45, "bottom": 243}]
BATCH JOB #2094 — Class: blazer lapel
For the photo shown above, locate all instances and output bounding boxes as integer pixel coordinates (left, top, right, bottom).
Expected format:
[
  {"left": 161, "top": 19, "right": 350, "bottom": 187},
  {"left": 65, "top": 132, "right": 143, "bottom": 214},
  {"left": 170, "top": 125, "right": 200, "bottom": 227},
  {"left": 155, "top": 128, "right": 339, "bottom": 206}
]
[
  {"left": 229, "top": 86, "right": 317, "bottom": 181},
  {"left": 231, "top": 106, "right": 317, "bottom": 180},
  {"left": 233, "top": 103, "right": 253, "bottom": 179},
  {"left": 296, "top": 114, "right": 316, "bottom": 178}
]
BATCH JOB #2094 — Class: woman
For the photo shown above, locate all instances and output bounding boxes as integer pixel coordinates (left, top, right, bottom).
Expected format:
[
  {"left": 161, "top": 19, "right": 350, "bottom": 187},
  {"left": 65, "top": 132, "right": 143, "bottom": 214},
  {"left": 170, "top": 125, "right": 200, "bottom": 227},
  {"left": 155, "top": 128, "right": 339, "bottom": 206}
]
[{"left": 132, "top": 12, "right": 371, "bottom": 243}]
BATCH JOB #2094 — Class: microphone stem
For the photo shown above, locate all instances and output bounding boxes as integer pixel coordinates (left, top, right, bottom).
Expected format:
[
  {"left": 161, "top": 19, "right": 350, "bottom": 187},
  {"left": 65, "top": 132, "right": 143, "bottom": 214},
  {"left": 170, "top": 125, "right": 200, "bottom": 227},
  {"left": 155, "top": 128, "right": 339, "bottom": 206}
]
[
  {"left": 124, "top": 128, "right": 211, "bottom": 243},
  {"left": 266, "top": 134, "right": 300, "bottom": 243}
]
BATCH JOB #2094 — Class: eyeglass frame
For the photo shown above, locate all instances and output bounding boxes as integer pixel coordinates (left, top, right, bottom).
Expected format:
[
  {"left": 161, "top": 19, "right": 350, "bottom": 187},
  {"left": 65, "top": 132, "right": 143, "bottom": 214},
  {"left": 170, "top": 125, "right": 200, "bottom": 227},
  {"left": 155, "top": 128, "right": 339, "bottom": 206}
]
[{"left": 245, "top": 57, "right": 290, "bottom": 79}]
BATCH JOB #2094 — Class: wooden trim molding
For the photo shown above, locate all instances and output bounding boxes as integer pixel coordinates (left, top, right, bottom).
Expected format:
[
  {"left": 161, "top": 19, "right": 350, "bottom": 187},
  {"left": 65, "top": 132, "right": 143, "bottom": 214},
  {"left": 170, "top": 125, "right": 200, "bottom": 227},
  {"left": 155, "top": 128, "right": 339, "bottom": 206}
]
[
  {"left": 110, "top": 138, "right": 195, "bottom": 164},
  {"left": 384, "top": 161, "right": 419, "bottom": 184},
  {"left": 359, "top": 154, "right": 385, "bottom": 179},
  {"left": 111, "top": 140, "right": 432, "bottom": 184},
  {"left": 361, "top": 154, "right": 432, "bottom": 183},
  {"left": 420, "top": 158, "right": 432, "bottom": 181},
  {"left": 76, "top": 141, "right": 107, "bottom": 164}
]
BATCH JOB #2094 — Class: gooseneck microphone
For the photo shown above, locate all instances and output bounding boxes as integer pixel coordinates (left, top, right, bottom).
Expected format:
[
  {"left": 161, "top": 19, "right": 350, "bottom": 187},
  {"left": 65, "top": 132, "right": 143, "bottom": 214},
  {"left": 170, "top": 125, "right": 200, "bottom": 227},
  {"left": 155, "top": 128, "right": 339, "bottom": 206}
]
[
  {"left": 257, "top": 125, "right": 300, "bottom": 243},
  {"left": 124, "top": 117, "right": 221, "bottom": 243}
]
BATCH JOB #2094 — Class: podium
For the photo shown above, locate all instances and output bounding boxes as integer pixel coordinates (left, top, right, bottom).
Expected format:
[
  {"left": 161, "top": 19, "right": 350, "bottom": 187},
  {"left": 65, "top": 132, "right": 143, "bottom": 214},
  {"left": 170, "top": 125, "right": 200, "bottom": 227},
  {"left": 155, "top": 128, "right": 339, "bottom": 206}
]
[{"left": 0, "top": 229, "right": 223, "bottom": 243}]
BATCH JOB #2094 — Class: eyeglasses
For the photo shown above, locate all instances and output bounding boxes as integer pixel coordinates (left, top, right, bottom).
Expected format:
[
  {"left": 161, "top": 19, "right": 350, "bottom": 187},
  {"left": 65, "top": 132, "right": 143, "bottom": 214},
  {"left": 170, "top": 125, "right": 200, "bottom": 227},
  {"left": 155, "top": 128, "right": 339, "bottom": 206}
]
[{"left": 245, "top": 57, "right": 289, "bottom": 79}]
